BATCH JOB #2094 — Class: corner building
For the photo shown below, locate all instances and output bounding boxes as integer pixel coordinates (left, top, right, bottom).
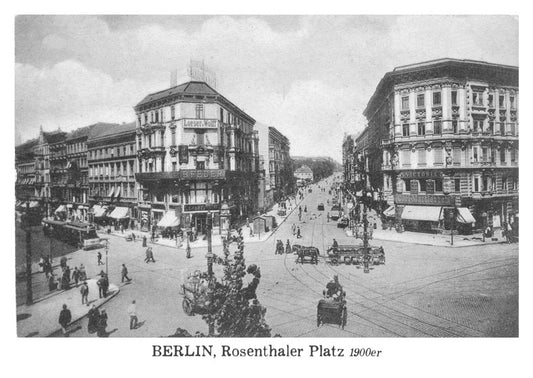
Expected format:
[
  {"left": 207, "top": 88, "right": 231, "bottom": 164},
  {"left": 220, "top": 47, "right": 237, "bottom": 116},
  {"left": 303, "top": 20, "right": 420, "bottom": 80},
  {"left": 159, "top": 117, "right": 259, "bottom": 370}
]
[
  {"left": 134, "top": 81, "right": 259, "bottom": 234},
  {"left": 364, "top": 59, "right": 518, "bottom": 232}
]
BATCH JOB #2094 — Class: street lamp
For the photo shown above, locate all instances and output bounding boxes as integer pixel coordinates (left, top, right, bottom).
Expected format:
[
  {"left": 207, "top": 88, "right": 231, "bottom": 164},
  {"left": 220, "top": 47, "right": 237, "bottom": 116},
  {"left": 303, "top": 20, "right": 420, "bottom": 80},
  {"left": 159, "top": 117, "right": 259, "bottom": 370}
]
[
  {"left": 105, "top": 239, "right": 109, "bottom": 277},
  {"left": 206, "top": 211, "right": 213, "bottom": 277}
]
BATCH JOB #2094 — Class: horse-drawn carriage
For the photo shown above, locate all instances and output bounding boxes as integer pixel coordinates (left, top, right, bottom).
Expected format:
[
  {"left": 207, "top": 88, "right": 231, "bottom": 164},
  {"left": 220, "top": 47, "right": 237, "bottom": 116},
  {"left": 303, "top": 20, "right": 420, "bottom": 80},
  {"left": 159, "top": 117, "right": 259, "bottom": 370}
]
[
  {"left": 317, "top": 276, "right": 347, "bottom": 329},
  {"left": 325, "top": 245, "right": 385, "bottom": 266},
  {"left": 293, "top": 244, "right": 319, "bottom": 264},
  {"left": 180, "top": 271, "right": 217, "bottom": 316}
]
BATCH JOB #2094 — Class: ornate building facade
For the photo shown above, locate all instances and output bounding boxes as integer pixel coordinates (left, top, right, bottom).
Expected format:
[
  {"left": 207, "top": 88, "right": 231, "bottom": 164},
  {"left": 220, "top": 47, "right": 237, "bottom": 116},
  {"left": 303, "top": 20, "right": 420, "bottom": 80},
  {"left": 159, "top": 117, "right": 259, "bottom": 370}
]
[
  {"left": 134, "top": 80, "right": 260, "bottom": 234},
  {"left": 87, "top": 122, "right": 138, "bottom": 225},
  {"left": 363, "top": 59, "right": 518, "bottom": 232}
]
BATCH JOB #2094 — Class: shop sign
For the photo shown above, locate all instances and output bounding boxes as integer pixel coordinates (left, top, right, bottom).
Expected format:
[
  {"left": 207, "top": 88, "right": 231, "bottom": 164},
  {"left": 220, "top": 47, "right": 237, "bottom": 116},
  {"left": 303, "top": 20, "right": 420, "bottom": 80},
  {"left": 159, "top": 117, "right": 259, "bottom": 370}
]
[
  {"left": 395, "top": 194, "right": 455, "bottom": 206},
  {"left": 183, "top": 119, "right": 219, "bottom": 129},
  {"left": 184, "top": 203, "right": 220, "bottom": 212},
  {"left": 180, "top": 169, "right": 225, "bottom": 180},
  {"left": 400, "top": 170, "right": 443, "bottom": 179}
]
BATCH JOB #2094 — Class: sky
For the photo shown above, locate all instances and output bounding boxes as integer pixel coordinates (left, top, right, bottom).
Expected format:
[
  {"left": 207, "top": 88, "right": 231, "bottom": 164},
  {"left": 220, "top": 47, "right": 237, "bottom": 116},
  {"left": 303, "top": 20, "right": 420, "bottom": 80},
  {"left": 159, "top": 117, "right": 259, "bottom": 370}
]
[{"left": 15, "top": 15, "right": 518, "bottom": 162}]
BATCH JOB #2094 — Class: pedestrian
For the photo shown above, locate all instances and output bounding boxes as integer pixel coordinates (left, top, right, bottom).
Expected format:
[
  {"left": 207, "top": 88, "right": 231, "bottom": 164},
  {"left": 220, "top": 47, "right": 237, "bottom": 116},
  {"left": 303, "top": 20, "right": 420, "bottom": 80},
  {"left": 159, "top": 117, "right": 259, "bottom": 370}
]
[
  {"left": 60, "top": 256, "right": 67, "bottom": 269},
  {"left": 87, "top": 305, "right": 100, "bottom": 334},
  {"left": 58, "top": 304, "right": 72, "bottom": 336},
  {"left": 327, "top": 212, "right": 330, "bottom": 222},
  {"left": 285, "top": 239, "right": 292, "bottom": 254},
  {"left": 132, "top": 233, "right": 136, "bottom": 242},
  {"left": 72, "top": 266, "right": 80, "bottom": 287},
  {"left": 332, "top": 238, "right": 339, "bottom": 252},
  {"left": 97, "top": 274, "right": 106, "bottom": 298},
  {"left": 149, "top": 248, "right": 156, "bottom": 263},
  {"left": 97, "top": 309, "right": 108, "bottom": 337},
  {"left": 304, "top": 205, "right": 307, "bottom": 213},
  {"left": 297, "top": 226, "right": 301, "bottom": 239},
  {"left": 79, "top": 263, "right": 87, "bottom": 281},
  {"left": 128, "top": 300, "right": 138, "bottom": 330},
  {"left": 61, "top": 268, "right": 70, "bottom": 290},
  {"left": 120, "top": 224, "right": 124, "bottom": 234},
  {"left": 97, "top": 251, "right": 103, "bottom": 265},
  {"left": 292, "top": 223, "right": 296, "bottom": 235},
  {"left": 80, "top": 281, "right": 89, "bottom": 305},
  {"left": 48, "top": 274, "right": 57, "bottom": 292},
  {"left": 102, "top": 274, "right": 109, "bottom": 297},
  {"left": 121, "top": 264, "right": 131, "bottom": 282},
  {"left": 142, "top": 235, "right": 147, "bottom": 247},
  {"left": 144, "top": 248, "right": 151, "bottom": 263}
]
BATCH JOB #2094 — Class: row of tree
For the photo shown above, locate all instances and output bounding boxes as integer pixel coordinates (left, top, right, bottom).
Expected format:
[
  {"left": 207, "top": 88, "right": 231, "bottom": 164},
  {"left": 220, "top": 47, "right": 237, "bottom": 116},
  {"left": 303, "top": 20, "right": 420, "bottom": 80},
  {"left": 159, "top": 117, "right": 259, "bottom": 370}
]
[{"left": 293, "top": 157, "right": 341, "bottom": 183}]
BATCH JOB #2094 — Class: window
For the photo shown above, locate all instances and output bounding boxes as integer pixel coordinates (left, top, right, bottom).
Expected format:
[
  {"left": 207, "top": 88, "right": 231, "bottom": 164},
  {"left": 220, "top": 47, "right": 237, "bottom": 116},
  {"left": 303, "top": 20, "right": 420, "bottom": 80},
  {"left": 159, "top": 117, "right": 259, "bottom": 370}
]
[
  {"left": 171, "top": 105, "right": 175, "bottom": 120},
  {"left": 500, "top": 148, "right": 506, "bottom": 163},
  {"left": 418, "top": 122, "right": 425, "bottom": 136},
  {"left": 472, "top": 146, "right": 479, "bottom": 162},
  {"left": 220, "top": 108, "right": 224, "bottom": 122},
  {"left": 433, "top": 92, "right": 441, "bottom": 106},
  {"left": 472, "top": 92, "right": 483, "bottom": 106},
  {"left": 511, "top": 148, "right": 516, "bottom": 162},
  {"left": 172, "top": 161, "right": 177, "bottom": 172},
  {"left": 155, "top": 110, "right": 159, "bottom": 123},
  {"left": 144, "top": 113, "right": 148, "bottom": 124},
  {"left": 402, "top": 123, "right": 410, "bottom": 137},
  {"left": 404, "top": 179, "right": 411, "bottom": 192},
  {"left": 453, "top": 147, "right": 461, "bottom": 165},
  {"left": 488, "top": 94, "right": 494, "bottom": 107},
  {"left": 196, "top": 132, "right": 205, "bottom": 146},
  {"left": 500, "top": 122, "right": 506, "bottom": 135},
  {"left": 196, "top": 161, "right": 205, "bottom": 170},
  {"left": 488, "top": 121, "right": 494, "bottom": 134},
  {"left": 160, "top": 131, "right": 165, "bottom": 146},
  {"left": 419, "top": 179, "right": 427, "bottom": 192},
  {"left": 433, "top": 120, "right": 442, "bottom": 135},
  {"left": 510, "top": 96, "right": 516, "bottom": 109},
  {"left": 474, "top": 176, "right": 480, "bottom": 192},
  {"left": 502, "top": 177, "right": 507, "bottom": 191},
  {"left": 499, "top": 95, "right": 505, "bottom": 108},
  {"left": 482, "top": 147, "right": 488, "bottom": 162},
  {"left": 418, "top": 149, "right": 426, "bottom": 166},
  {"left": 401, "top": 96, "right": 409, "bottom": 110},
  {"left": 473, "top": 119, "right": 483, "bottom": 132},
  {"left": 433, "top": 148, "right": 443, "bottom": 165},
  {"left": 452, "top": 120, "right": 458, "bottom": 134},
  {"left": 451, "top": 90, "right": 458, "bottom": 106},
  {"left": 195, "top": 104, "right": 204, "bottom": 119},
  {"left": 454, "top": 179, "right": 461, "bottom": 192},
  {"left": 417, "top": 94, "right": 425, "bottom": 108},
  {"left": 401, "top": 150, "right": 411, "bottom": 166},
  {"left": 491, "top": 148, "right": 496, "bottom": 163},
  {"left": 510, "top": 123, "right": 516, "bottom": 135},
  {"left": 435, "top": 179, "right": 443, "bottom": 192}
]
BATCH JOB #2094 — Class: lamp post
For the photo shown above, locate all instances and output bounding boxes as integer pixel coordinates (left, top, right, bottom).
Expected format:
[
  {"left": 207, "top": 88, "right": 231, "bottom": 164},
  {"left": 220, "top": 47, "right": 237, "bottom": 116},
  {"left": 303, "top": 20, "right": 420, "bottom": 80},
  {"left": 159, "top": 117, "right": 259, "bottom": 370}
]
[
  {"left": 206, "top": 211, "right": 213, "bottom": 277},
  {"left": 23, "top": 201, "right": 33, "bottom": 305},
  {"left": 105, "top": 239, "right": 109, "bottom": 277}
]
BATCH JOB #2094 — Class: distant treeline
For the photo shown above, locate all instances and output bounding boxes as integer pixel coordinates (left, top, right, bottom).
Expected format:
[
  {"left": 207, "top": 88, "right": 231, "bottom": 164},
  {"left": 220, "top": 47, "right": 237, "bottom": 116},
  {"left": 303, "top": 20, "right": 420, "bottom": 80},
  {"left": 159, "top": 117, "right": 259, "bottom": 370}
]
[{"left": 292, "top": 157, "right": 341, "bottom": 182}]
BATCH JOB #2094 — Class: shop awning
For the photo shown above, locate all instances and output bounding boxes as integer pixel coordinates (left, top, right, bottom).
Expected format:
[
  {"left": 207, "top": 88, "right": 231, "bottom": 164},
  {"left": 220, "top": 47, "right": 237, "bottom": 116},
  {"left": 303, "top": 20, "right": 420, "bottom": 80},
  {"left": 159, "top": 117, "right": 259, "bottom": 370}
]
[
  {"left": 93, "top": 205, "right": 108, "bottom": 217},
  {"left": 383, "top": 205, "right": 395, "bottom": 217},
  {"left": 456, "top": 208, "right": 476, "bottom": 224},
  {"left": 108, "top": 187, "right": 115, "bottom": 198},
  {"left": 115, "top": 186, "right": 121, "bottom": 198},
  {"left": 402, "top": 206, "right": 442, "bottom": 222},
  {"left": 157, "top": 211, "right": 180, "bottom": 228},
  {"left": 29, "top": 201, "right": 39, "bottom": 208},
  {"left": 108, "top": 206, "right": 130, "bottom": 219},
  {"left": 55, "top": 205, "right": 67, "bottom": 213}
]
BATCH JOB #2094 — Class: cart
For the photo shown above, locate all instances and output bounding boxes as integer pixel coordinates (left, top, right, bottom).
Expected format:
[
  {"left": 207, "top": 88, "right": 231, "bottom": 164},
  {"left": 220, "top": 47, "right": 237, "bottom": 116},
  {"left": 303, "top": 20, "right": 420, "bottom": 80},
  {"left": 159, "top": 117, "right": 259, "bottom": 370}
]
[
  {"left": 293, "top": 245, "right": 319, "bottom": 264},
  {"left": 180, "top": 272, "right": 216, "bottom": 316},
  {"left": 317, "top": 298, "right": 347, "bottom": 329}
]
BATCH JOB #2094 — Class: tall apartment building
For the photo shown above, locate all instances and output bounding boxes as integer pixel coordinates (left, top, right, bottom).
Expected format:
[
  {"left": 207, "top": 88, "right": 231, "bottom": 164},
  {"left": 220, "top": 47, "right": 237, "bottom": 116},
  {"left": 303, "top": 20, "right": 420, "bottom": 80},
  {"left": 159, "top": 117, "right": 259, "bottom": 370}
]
[
  {"left": 134, "top": 80, "right": 260, "bottom": 234},
  {"left": 360, "top": 59, "right": 518, "bottom": 232}
]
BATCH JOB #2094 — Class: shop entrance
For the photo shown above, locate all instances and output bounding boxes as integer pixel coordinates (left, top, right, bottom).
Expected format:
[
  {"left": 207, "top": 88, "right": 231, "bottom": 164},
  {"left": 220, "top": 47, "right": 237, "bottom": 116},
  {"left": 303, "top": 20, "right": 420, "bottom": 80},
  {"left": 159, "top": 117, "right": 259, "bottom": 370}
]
[{"left": 192, "top": 213, "right": 207, "bottom": 235}]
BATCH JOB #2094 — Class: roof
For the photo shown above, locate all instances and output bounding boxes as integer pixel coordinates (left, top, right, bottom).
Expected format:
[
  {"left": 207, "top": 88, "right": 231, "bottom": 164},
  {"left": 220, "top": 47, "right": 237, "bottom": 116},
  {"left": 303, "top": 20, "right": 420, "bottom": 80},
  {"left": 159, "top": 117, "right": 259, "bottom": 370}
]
[
  {"left": 135, "top": 80, "right": 255, "bottom": 124},
  {"left": 364, "top": 58, "right": 519, "bottom": 118},
  {"left": 295, "top": 165, "right": 313, "bottom": 174},
  {"left": 66, "top": 125, "right": 94, "bottom": 141},
  {"left": 136, "top": 81, "right": 218, "bottom": 108},
  {"left": 88, "top": 122, "right": 136, "bottom": 140}
]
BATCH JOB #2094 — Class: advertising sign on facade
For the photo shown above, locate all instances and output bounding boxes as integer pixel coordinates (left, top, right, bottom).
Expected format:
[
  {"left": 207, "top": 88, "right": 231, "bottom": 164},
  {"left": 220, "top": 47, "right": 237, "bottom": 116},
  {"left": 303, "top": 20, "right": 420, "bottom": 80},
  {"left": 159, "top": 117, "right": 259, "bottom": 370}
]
[{"left": 183, "top": 119, "right": 219, "bottom": 129}]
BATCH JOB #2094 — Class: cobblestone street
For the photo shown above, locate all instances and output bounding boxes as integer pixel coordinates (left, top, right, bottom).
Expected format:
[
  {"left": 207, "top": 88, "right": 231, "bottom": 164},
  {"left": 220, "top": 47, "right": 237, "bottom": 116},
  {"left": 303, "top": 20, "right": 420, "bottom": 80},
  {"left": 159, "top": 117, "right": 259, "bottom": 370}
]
[{"left": 29, "top": 184, "right": 518, "bottom": 338}]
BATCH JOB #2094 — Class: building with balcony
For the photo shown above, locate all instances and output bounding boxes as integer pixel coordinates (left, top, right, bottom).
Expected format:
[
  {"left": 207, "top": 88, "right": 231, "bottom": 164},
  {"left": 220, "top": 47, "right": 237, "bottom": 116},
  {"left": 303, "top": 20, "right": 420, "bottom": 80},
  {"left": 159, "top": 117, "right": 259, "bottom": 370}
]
[
  {"left": 87, "top": 122, "right": 138, "bottom": 227},
  {"left": 342, "top": 133, "right": 358, "bottom": 193},
  {"left": 15, "top": 138, "right": 39, "bottom": 204},
  {"left": 360, "top": 58, "right": 518, "bottom": 233},
  {"left": 257, "top": 123, "right": 293, "bottom": 210},
  {"left": 134, "top": 80, "right": 259, "bottom": 234}
]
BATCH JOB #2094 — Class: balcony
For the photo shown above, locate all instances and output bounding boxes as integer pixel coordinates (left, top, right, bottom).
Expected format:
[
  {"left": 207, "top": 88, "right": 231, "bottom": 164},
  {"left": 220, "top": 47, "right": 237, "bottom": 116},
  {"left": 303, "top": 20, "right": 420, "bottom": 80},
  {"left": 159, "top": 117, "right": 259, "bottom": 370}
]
[{"left": 136, "top": 169, "right": 227, "bottom": 182}]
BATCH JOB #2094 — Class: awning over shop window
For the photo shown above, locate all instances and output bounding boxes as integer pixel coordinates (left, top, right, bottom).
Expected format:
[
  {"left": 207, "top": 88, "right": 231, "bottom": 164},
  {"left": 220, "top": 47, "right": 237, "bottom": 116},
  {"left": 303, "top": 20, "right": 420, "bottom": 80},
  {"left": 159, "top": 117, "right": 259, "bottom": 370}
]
[
  {"left": 29, "top": 201, "right": 39, "bottom": 208},
  {"left": 402, "top": 206, "right": 442, "bottom": 222},
  {"left": 108, "top": 206, "right": 130, "bottom": 219},
  {"left": 115, "top": 186, "right": 121, "bottom": 198},
  {"left": 55, "top": 205, "right": 67, "bottom": 213},
  {"left": 157, "top": 211, "right": 180, "bottom": 228},
  {"left": 93, "top": 205, "right": 108, "bottom": 217},
  {"left": 456, "top": 208, "right": 476, "bottom": 224},
  {"left": 108, "top": 187, "right": 115, "bottom": 198},
  {"left": 383, "top": 205, "right": 395, "bottom": 217}
]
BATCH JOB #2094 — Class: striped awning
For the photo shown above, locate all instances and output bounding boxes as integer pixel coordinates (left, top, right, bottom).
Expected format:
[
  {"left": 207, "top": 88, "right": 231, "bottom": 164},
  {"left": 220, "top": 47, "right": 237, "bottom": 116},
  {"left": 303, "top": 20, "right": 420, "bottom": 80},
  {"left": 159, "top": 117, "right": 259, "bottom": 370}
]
[
  {"left": 108, "top": 187, "right": 115, "bottom": 198},
  {"left": 55, "top": 205, "right": 67, "bottom": 213},
  {"left": 108, "top": 206, "right": 130, "bottom": 219},
  {"left": 383, "top": 205, "right": 395, "bottom": 217},
  {"left": 456, "top": 208, "right": 476, "bottom": 224},
  {"left": 402, "top": 206, "right": 442, "bottom": 222},
  {"left": 157, "top": 211, "right": 180, "bottom": 228}
]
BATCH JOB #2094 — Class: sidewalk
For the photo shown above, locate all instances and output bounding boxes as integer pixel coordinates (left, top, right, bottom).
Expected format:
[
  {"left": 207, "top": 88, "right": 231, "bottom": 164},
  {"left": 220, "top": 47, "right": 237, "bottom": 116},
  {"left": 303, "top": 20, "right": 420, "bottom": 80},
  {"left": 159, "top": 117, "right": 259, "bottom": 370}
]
[
  {"left": 17, "top": 279, "right": 120, "bottom": 337},
  {"left": 345, "top": 227, "right": 507, "bottom": 247},
  {"left": 100, "top": 195, "right": 306, "bottom": 249}
]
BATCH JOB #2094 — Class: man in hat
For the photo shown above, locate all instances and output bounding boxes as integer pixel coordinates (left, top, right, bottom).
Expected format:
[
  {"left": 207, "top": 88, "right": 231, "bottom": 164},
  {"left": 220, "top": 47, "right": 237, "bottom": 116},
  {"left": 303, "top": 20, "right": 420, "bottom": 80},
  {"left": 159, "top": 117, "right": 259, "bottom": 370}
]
[
  {"left": 97, "top": 251, "right": 104, "bottom": 265},
  {"left": 80, "top": 281, "right": 89, "bottom": 305},
  {"left": 128, "top": 300, "right": 138, "bottom": 330},
  {"left": 58, "top": 304, "right": 72, "bottom": 336},
  {"left": 121, "top": 264, "right": 131, "bottom": 283}
]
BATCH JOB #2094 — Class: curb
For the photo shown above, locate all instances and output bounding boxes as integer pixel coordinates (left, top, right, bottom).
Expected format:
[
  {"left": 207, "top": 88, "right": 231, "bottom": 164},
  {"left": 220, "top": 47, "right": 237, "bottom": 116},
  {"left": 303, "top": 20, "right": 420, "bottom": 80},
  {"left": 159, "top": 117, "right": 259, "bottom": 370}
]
[{"left": 45, "top": 285, "right": 120, "bottom": 337}]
